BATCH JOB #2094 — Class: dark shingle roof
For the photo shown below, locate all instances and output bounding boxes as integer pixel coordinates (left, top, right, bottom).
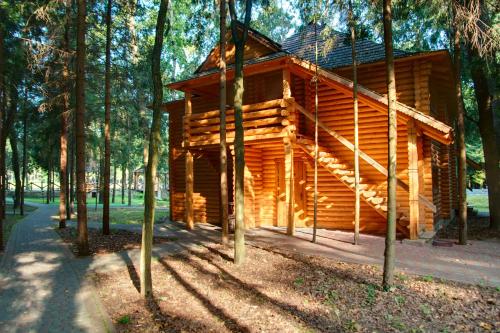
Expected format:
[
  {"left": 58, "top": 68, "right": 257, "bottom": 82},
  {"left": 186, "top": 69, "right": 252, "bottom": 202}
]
[{"left": 282, "top": 24, "right": 412, "bottom": 69}]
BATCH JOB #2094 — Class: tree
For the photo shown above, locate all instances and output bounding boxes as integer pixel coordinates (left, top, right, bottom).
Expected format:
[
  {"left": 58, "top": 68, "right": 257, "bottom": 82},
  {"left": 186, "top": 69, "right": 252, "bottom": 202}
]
[
  {"left": 382, "top": 0, "right": 397, "bottom": 289},
  {"left": 228, "top": 0, "right": 253, "bottom": 265},
  {"left": 140, "top": 0, "right": 170, "bottom": 298},
  {"left": 462, "top": 0, "right": 499, "bottom": 230},
  {"left": 102, "top": 0, "right": 113, "bottom": 235},
  {"left": 219, "top": 0, "right": 229, "bottom": 245},
  {"left": 59, "top": 0, "right": 71, "bottom": 229},
  {"left": 348, "top": 0, "right": 361, "bottom": 245},
  {"left": 452, "top": 1, "right": 467, "bottom": 245},
  {"left": 76, "top": 0, "right": 89, "bottom": 256},
  {"left": 0, "top": 6, "right": 6, "bottom": 238}
]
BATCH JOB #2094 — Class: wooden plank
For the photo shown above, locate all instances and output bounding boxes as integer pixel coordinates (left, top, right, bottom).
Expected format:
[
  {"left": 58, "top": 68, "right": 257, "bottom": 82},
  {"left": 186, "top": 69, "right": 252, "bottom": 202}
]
[
  {"left": 284, "top": 136, "right": 294, "bottom": 235},
  {"left": 407, "top": 119, "right": 419, "bottom": 239}
]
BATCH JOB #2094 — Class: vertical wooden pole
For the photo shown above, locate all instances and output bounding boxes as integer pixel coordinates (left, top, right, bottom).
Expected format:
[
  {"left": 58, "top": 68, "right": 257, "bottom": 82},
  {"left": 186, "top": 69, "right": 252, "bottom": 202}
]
[
  {"left": 407, "top": 119, "right": 419, "bottom": 239},
  {"left": 284, "top": 136, "right": 294, "bottom": 236},
  {"left": 184, "top": 91, "right": 194, "bottom": 230},
  {"left": 312, "top": 20, "right": 319, "bottom": 243},
  {"left": 349, "top": 0, "right": 360, "bottom": 245},
  {"left": 283, "top": 68, "right": 294, "bottom": 235}
]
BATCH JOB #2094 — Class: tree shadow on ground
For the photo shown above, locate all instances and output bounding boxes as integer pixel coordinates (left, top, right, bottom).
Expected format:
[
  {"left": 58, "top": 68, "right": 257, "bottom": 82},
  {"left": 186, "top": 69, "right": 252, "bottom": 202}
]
[{"left": 158, "top": 257, "right": 252, "bottom": 332}]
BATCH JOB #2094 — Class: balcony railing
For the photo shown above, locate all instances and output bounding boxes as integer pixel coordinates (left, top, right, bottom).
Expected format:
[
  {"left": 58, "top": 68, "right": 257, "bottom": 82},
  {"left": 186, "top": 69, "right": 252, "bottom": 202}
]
[{"left": 183, "top": 98, "right": 297, "bottom": 147}]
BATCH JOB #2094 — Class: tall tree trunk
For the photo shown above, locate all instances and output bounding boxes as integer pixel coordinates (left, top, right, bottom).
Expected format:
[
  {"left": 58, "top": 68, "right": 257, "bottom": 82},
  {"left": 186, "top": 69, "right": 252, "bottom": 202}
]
[
  {"left": 382, "top": 0, "right": 397, "bottom": 290},
  {"left": 0, "top": 6, "right": 5, "bottom": 249},
  {"left": 465, "top": 2, "right": 500, "bottom": 229},
  {"left": 140, "top": 0, "right": 170, "bottom": 298},
  {"left": 9, "top": 131, "right": 21, "bottom": 210},
  {"left": 348, "top": 0, "right": 360, "bottom": 245},
  {"left": 69, "top": 136, "right": 75, "bottom": 216},
  {"left": 21, "top": 109, "right": 27, "bottom": 216},
  {"left": 452, "top": 7, "right": 467, "bottom": 245},
  {"left": 52, "top": 168, "right": 55, "bottom": 202},
  {"left": 469, "top": 59, "right": 500, "bottom": 229},
  {"left": 121, "top": 163, "right": 126, "bottom": 204},
  {"left": 102, "top": 0, "right": 113, "bottom": 235},
  {"left": 112, "top": 164, "right": 116, "bottom": 204},
  {"left": 47, "top": 155, "right": 51, "bottom": 204},
  {"left": 59, "top": 5, "right": 71, "bottom": 228},
  {"left": 219, "top": 0, "right": 229, "bottom": 245},
  {"left": 127, "top": 163, "right": 133, "bottom": 206},
  {"left": 76, "top": 0, "right": 89, "bottom": 256},
  {"left": 228, "top": 0, "right": 253, "bottom": 265}
]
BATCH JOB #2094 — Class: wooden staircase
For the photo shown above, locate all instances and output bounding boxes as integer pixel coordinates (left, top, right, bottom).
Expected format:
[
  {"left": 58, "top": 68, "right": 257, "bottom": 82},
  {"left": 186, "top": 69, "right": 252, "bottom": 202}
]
[{"left": 296, "top": 137, "right": 410, "bottom": 236}]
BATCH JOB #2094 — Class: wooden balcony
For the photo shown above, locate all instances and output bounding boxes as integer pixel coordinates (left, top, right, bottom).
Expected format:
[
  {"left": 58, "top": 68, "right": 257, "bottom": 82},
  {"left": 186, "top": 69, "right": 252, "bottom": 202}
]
[{"left": 183, "top": 98, "right": 297, "bottom": 147}]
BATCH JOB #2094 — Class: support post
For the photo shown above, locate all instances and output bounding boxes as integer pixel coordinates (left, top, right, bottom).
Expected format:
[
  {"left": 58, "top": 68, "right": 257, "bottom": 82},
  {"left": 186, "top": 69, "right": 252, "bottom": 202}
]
[
  {"left": 407, "top": 119, "right": 419, "bottom": 239},
  {"left": 184, "top": 92, "right": 194, "bottom": 230},
  {"left": 284, "top": 136, "right": 294, "bottom": 236}
]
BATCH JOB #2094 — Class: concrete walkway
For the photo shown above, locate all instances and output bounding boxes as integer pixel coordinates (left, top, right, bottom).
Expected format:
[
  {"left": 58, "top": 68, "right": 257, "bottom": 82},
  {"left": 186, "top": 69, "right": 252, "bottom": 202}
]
[
  {"left": 0, "top": 204, "right": 114, "bottom": 333},
  {"left": 245, "top": 227, "right": 500, "bottom": 287}
]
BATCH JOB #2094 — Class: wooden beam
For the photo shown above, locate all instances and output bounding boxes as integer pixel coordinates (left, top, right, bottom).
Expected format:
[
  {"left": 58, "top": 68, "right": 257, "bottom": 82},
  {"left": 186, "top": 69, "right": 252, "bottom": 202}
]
[
  {"left": 184, "top": 92, "right": 194, "bottom": 230},
  {"left": 407, "top": 119, "right": 420, "bottom": 239},
  {"left": 284, "top": 136, "right": 294, "bottom": 236}
]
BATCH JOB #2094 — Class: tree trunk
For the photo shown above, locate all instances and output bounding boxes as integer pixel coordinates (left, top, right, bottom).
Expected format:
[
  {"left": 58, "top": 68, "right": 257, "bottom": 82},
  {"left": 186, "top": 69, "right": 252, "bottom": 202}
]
[
  {"left": 382, "top": 0, "right": 397, "bottom": 290},
  {"left": 228, "top": 0, "right": 253, "bottom": 265},
  {"left": 121, "top": 163, "right": 126, "bottom": 204},
  {"left": 452, "top": 10, "right": 467, "bottom": 245},
  {"left": 102, "top": 0, "right": 113, "bottom": 235},
  {"left": 128, "top": 163, "right": 132, "bottom": 206},
  {"left": 471, "top": 65, "right": 500, "bottom": 229},
  {"left": 112, "top": 164, "right": 116, "bottom": 204},
  {"left": 76, "top": 0, "right": 89, "bottom": 256},
  {"left": 219, "top": 0, "right": 229, "bottom": 245},
  {"left": 59, "top": 5, "right": 71, "bottom": 228},
  {"left": 348, "top": 0, "right": 360, "bottom": 245},
  {"left": 69, "top": 137, "right": 75, "bottom": 217},
  {"left": 0, "top": 5, "right": 5, "bottom": 249},
  {"left": 9, "top": 130, "right": 21, "bottom": 211},
  {"left": 140, "top": 0, "right": 169, "bottom": 298},
  {"left": 47, "top": 155, "right": 51, "bottom": 204},
  {"left": 21, "top": 109, "right": 27, "bottom": 216}
]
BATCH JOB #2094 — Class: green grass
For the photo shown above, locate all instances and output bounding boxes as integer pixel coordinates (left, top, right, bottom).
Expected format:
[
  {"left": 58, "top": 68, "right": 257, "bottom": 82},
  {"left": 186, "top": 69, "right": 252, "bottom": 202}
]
[
  {"left": 86, "top": 207, "right": 169, "bottom": 225},
  {"left": 467, "top": 194, "right": 489, "bottom": 213},
  {"left": 24, "top": 191, "right": 169, "bottom": 208}
]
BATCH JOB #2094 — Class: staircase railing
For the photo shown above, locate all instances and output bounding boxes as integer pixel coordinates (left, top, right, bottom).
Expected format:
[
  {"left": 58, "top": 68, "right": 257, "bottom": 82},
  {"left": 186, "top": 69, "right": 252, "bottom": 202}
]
[{"left": 294, "top": 102, "right": 436, "bottom": 213}]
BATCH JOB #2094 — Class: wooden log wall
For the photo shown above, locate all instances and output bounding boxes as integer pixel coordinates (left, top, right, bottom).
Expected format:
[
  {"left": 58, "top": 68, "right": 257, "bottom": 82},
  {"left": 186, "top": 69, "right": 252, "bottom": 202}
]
[
  {"left": 243, "top": 146, "right": 263, "bottom": 228},
  {"left": 334, "top": 59, "right": 451, "bottom": 231},
  {"left": 298, "top": 80, "right": 410, "bottom": 226}
]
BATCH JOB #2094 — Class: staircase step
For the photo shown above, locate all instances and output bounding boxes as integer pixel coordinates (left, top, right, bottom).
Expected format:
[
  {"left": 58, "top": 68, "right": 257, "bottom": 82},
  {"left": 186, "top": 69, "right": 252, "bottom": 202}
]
[
  {"left": 297, "top": 138, "right": 388, "bottom": 218},
  {"left": 366, "top": 196, "right": 385, "bottom": 205}
]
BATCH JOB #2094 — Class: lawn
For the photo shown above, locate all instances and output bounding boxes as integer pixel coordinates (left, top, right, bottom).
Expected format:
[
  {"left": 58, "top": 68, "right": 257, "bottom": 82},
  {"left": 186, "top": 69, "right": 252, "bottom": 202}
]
[
  {"left": 24, "top": 191, "right": 169, "bottom": 208},
  {"left": 86, "top": 207, "right": 169, "bottom": 225},
  {"left": 467, "top": 193, "right": 489, "bottom": 214}
]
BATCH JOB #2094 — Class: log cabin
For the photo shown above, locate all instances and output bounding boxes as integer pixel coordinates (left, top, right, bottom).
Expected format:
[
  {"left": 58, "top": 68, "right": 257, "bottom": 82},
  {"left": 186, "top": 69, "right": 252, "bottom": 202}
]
[{"left": 163, "top": 23, "right": 458, "bottom": 240}]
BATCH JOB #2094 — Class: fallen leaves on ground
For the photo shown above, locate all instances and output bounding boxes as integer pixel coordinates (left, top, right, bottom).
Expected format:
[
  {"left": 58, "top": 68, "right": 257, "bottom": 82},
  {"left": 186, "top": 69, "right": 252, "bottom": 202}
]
[
  {"left": 56, "top": 227, "right": 174, "bottom": 255},
  {"left": 90, "top": 243, "right": 499, "bottom": 332}
]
